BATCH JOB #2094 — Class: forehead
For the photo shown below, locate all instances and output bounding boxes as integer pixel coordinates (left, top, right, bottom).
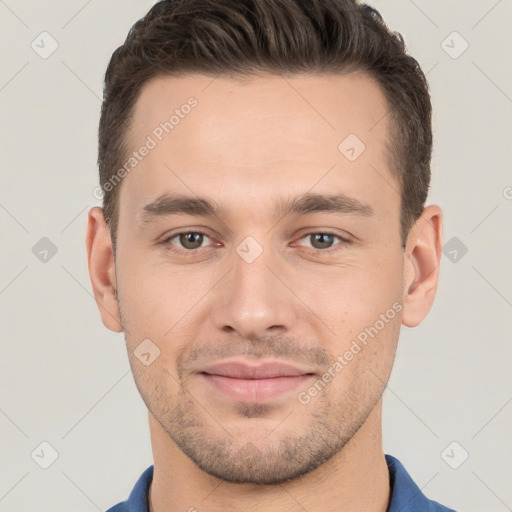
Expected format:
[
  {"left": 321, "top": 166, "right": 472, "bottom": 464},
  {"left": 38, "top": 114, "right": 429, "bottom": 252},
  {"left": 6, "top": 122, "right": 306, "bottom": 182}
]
[
  {"left": 129, "top": 71, "right": 391, "bottom": 150},
  {"left": 120, "top": 71, "right": 397, "bottom": 224}
]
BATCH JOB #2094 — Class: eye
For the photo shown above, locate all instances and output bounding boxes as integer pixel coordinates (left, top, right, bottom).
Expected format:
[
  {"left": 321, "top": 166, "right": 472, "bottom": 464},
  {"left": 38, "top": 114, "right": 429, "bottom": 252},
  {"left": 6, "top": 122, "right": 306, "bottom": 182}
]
[
  {"left": 160, "top": 229, "right": 351, "bottom": 256},
  {"left": 296, "top": 232, "right": 351, "bottom": 253},
  {"left": 162, "top": 230, "right": 215, "bottom": 253}
]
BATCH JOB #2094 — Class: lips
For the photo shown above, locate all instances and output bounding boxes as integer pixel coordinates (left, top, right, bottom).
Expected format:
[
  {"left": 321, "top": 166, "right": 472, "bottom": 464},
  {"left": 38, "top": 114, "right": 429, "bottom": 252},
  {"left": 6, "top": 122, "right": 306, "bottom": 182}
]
[
  {"left": 199, "top": 361, "right": 313, "bottom": 379},
  {"left": 198, "top": 360, "right": 316, "bottom": 402}
]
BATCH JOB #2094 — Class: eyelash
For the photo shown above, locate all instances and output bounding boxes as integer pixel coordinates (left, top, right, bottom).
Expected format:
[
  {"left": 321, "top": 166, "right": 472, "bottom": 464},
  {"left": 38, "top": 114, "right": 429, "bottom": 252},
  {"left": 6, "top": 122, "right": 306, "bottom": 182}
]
[{"left": 160, "top": 229, "right": 352, "bottom": 255}]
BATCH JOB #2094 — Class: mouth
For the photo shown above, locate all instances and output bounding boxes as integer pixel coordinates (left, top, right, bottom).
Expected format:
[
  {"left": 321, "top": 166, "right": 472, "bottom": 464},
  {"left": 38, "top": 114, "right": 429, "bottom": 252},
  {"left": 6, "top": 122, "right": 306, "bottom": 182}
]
[{"left": 198, "top": 360, "right": 316, "bottom": 402}]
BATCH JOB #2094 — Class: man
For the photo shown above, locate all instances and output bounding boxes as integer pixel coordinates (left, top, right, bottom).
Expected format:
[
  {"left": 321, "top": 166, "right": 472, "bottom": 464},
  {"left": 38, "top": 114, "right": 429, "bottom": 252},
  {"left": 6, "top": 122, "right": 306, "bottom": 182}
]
[{"left": 86, "top": 0, "right": 456, "bottom": 510}]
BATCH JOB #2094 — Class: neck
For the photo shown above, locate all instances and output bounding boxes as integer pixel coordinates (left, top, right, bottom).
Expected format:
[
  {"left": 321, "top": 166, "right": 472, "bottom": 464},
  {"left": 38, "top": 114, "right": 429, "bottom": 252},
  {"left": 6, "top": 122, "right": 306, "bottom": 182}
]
[{"left": 148, "top": 399, "right": 390, "bottom": 512}]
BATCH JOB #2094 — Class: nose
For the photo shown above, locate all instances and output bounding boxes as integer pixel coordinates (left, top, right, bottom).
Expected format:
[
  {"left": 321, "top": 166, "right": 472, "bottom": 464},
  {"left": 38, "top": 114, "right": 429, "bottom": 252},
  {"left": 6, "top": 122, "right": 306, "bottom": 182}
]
[{"left": 211, "top": 243, "right": 298, "bottom": 340}]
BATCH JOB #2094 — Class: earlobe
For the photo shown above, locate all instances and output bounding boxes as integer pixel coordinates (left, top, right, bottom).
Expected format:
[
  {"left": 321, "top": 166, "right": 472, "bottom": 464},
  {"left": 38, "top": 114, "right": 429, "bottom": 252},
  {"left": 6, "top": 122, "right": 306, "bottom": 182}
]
[
  {"left": 401, "top": 205, "right": 443, "bottom": 328},
  {"left": 85, "top": 207, "right": 123, "bottom": 333}
]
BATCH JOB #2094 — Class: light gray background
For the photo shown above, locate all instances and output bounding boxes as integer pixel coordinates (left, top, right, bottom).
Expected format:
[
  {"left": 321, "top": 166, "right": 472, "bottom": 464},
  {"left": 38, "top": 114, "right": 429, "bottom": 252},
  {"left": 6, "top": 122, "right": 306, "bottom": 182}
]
[{"left": 1, "top": 1, "right": 511, "bottom": 511}]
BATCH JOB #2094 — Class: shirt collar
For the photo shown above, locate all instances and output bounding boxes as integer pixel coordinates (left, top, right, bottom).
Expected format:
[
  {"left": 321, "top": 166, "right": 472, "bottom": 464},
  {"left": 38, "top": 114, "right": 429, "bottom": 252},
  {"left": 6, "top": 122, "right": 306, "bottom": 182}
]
[
  {"left": 121, "top": 454, "right": 455, "bottom": 512},
  {"left": 384, "top": 454, "right": 455, "bottom": 511}
]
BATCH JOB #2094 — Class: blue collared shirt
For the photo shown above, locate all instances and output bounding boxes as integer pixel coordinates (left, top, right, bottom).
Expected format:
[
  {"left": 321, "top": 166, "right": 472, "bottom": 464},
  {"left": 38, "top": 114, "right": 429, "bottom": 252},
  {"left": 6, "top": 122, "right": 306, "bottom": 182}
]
[{"left": 106, "top": 454, "right": 457, "bottom": 511}]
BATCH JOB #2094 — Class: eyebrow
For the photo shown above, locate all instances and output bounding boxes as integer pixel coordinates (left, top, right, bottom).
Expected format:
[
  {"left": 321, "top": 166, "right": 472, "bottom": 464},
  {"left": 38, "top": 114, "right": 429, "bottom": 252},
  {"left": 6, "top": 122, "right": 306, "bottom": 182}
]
[{"left": 137, "top": 192, "right": 374, "bottom": 225}]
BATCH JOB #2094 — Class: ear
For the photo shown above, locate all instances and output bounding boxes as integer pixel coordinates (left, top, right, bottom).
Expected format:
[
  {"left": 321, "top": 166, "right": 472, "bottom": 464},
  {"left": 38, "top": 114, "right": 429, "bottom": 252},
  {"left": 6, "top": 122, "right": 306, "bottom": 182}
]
[
  {"left": 401, "top": 204, "right": 443, "bottom": 328},
  {"left": 85, "top": 207, "right": 123, "bottom": 332}
]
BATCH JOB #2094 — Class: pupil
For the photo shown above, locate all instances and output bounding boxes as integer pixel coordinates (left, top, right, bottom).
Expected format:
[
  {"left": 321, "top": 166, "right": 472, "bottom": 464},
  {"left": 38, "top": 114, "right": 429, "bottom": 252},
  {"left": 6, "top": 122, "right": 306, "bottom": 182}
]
[
  {"left": 181, "top": 232, "right": 202, "bottom": 249},
  {"left": 313, "top": 234, "right": 332, "bottom": 249},
  {"left": 178, "top": 233, "right": 334, "bottom": 250}
]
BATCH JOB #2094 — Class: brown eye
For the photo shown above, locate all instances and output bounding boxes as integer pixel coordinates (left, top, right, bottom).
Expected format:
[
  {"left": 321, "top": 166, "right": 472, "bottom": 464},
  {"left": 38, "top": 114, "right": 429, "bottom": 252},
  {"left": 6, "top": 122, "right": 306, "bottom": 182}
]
[
  {"left": 162, "top": 230, "right": 214, "bottom": 253},
  {"left": 178, "top": 232, "right": 206, "bottom": 250},
  {"left": 296, "top": 232, "right": 351, "bottom": 253},
  {"left": 309, "top": 233, "right": 336, "bottom": 249}
]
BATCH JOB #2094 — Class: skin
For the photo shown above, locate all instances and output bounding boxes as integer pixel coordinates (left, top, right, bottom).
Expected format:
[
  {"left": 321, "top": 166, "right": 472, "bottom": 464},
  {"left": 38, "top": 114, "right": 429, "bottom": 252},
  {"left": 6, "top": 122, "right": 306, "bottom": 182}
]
[{"left": 86, "top": 71, "right": 442, "bottom": 512}]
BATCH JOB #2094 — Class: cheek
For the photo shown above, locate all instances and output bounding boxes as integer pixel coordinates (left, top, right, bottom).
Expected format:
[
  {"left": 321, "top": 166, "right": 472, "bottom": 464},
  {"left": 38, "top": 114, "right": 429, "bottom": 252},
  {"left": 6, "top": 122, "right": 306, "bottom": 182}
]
[
  {"left": 116, "top": 260, "right": 213, "bottom": 368},
  {"left": 303, "top": 258, "right": 403, "bottom": 372},
  {"left": 128, "top": 355, "right": 182, "bottom": 420},
  {"left": 117, "top": 255, "right": 190, "bottom": 326},
  {"left": 323, "top": 310, "right": 401, "bottom": 406},
  {"left": 304, "top": 255, "right": 403, "bottom": 324}
]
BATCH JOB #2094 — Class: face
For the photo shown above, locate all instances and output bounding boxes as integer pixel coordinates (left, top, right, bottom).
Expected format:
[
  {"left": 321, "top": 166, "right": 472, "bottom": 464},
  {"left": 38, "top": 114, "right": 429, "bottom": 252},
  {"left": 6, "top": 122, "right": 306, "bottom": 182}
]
[{"left": 90, "top": 71, "right": 428, "bottom": 484}]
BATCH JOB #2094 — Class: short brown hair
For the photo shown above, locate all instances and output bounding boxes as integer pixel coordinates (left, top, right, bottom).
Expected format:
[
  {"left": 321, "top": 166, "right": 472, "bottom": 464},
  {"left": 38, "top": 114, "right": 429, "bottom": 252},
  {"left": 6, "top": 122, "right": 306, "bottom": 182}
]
[{"left": 98, "top": 0, "right": 432, "bottom": 253}]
